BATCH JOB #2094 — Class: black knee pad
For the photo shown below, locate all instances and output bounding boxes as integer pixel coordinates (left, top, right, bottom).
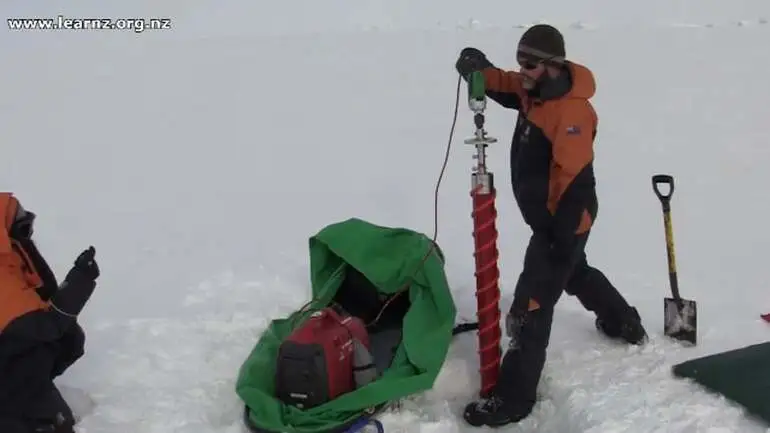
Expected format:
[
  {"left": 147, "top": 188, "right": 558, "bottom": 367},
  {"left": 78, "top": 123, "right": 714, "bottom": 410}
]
[
  {"left": 505, "top": 307, "right": 554, "bottom": 351},
  {"left": 52, "top": 324, "right": 86, "bottom": 379},
  {"left": 63, "top": 323, "right": 85, "bottom": 358}
]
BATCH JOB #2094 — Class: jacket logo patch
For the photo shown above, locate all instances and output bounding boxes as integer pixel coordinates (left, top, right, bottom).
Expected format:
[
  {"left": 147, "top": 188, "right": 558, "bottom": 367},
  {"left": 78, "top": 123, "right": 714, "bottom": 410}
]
[
  {"left": 522, "top": 125, "right": 530, "bottom": 142},
  {"left": 566, "top": 125, "right": 581, "bottom": 135}
]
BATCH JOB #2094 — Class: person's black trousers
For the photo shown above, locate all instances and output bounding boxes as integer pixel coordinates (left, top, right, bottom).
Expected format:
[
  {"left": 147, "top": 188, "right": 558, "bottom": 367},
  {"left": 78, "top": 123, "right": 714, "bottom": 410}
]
[
  {"left": 495, "top": 229, "right": 633, "bottom": 410},
  {"left": 0, "top": 322, "right": 85, "bottom": 432}
]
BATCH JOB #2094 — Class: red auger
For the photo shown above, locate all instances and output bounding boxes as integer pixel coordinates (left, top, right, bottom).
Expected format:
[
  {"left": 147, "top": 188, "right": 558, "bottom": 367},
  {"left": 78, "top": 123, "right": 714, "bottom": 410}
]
[
  {"left": 470, "top": 175, "right": 502, "bottom": 397},
  {"left": 464, "top": 70, "right": 503, "bottom": 397}
]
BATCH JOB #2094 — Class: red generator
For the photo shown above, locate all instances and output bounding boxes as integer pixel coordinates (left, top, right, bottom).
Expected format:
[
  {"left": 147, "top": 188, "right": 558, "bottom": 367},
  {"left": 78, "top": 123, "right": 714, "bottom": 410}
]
[{"left": 275, "top": 307, "right": 371, "bottom": 409}]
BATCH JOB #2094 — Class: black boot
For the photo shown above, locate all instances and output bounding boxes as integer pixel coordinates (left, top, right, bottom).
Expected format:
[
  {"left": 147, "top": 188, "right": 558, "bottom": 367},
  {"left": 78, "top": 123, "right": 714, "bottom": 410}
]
[
  {"left": 26, "top": 417, "right": 74, "bottom": 433},
  {"left": 0, "top": 418, "right": 28, "bottom": 433},
  {"left": 0, "top": 416, "right": 74, "bottom": 433},
  {"left": 462, "top": 328, "right": 540, "bottom": 428},
  {"left": 23, "top": 386, "right": 75, "bottom": 433},
  {"left": 462, "top": 392, "right": 533, "bottom": 428},
  {"left": 596, "top": 306, "right": 648, "bottom": 345}
]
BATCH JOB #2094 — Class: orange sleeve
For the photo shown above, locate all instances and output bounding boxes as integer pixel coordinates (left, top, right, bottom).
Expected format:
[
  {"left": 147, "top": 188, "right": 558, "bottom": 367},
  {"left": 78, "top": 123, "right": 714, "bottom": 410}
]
[
  {"left": 482, "top": 67, "right": 526, "bottom": 99},
  {"left": 547, "top": 101, "right": 596, "bottom": 213}
]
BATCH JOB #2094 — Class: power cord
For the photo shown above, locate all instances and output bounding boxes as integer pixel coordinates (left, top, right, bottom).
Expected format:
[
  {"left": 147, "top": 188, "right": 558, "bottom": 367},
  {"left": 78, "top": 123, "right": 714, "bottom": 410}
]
[
  {"left": 367, "top": 75, "right": 479, "bottom": 336},
  {"left": 297, "top": 74, "right": 476, "bottom": 337},
  {"left": 430, "top": 74, "right": 463, "bottom": 248}
]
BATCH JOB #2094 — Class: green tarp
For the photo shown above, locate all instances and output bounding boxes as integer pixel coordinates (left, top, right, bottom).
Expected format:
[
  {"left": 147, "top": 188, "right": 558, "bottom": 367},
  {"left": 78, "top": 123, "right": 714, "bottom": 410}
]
[
  {"left": 235, "top": 218, "right": 458, "bottom": 433},
  {"left": 672, "top": 341, "right": 770, "bottom": 426}
]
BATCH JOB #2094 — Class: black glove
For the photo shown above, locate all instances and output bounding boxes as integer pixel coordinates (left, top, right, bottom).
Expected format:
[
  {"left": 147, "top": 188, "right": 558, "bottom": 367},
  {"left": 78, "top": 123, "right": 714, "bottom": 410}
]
[
  {"left": 64, "top": 246, "right": 100, "bottom": 283},
  {"left": 51, "top": 246, "right": 99, "bottom": 318},
  {"left": 455, "top": 47, "right": 493, "bottom": 78}
]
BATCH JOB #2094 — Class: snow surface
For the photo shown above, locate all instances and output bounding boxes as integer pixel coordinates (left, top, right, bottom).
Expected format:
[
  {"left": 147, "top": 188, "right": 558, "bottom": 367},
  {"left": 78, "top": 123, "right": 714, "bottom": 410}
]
[{"left": 2, "top": 0, "right": 770, "bottom": 431}]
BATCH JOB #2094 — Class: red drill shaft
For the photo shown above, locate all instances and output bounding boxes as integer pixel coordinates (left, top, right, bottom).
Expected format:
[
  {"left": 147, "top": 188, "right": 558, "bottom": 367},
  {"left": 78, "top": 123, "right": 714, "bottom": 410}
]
[{"left": 471, "top": 177, "right": 502, "bottom": 397}]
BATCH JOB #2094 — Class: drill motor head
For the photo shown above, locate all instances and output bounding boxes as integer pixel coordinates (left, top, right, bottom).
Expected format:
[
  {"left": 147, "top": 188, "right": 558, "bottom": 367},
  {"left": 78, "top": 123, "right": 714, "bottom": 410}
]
[{"left": 467, "top": 70, "right": 486, "bottom": 114}]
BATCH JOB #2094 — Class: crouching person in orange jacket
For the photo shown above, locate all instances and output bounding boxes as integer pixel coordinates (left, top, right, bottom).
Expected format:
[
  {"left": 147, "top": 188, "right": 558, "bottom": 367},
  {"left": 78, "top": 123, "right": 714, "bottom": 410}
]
[{"left": 0, "top": 193, "right": 100, "bottom": 433}]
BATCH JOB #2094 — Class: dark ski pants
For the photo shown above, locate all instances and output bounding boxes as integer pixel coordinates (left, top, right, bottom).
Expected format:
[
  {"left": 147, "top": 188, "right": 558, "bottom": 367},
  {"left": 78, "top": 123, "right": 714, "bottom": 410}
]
[
  {"left": 0, "top": 322, "right": 85, "bottom": 431},
  {"left": 495, "top": 229, "right": 632, "bottom": 408}
]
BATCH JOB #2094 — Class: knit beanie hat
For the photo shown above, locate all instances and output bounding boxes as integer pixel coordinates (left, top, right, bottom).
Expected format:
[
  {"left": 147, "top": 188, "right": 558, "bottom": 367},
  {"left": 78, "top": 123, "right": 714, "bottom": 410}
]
[{"left": 517, "top": 24, "right": 566, "bottom": 64}]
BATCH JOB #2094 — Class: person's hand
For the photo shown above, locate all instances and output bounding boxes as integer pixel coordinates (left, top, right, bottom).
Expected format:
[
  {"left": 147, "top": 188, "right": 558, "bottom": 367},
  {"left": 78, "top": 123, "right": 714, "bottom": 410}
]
[
  {"left": 66, "top": 246, "right": 100, "bottom": 282},
  {"left": 455, "top": 47, "right": 493, "bottom": 77},
  {"left": 52, "top": 246, "right": 99, "bottom": 319}
]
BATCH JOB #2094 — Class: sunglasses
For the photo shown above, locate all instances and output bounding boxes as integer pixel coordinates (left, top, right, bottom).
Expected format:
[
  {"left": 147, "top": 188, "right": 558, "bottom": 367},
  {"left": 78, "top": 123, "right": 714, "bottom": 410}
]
[
  {"left": 517, "top": 53, "right": 560, "bottom": 70},
  {"left": 519, "top": 60, "right": 540, "bottom": 70}
]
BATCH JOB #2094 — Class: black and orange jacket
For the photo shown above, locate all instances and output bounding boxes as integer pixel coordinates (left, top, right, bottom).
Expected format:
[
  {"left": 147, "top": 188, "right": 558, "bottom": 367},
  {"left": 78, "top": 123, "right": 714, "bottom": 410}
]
[
  {"left": 480, "top": 61, "right": 599, "bottom": 239},
  {"left": 0, "top": 193, "right": 76, "bottom": 341},
  {"left": 0, "top": 193, "right": 51, "bottom": 334}
]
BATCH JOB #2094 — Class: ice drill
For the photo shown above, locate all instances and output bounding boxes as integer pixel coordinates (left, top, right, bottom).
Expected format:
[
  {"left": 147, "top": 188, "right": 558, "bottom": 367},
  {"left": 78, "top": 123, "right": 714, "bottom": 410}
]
[{"left": 464, "top": 71, "right": 503, "bottom": 397}]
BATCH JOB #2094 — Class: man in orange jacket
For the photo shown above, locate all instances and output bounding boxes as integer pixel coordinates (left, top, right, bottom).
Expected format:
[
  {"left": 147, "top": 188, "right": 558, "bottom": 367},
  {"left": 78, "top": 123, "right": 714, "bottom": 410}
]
[
  {"left": 455, "top": 24, "right": 647, "bottom": 427},
  {"left": 0, "top": 192, "right": 100, "bottom": 433}
]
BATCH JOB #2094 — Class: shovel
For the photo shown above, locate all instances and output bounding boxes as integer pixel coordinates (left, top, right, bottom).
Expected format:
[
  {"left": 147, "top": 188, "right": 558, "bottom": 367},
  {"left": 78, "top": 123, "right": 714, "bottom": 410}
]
[{"left": 652, "top": 174, "right": 697, "bottom": 345}]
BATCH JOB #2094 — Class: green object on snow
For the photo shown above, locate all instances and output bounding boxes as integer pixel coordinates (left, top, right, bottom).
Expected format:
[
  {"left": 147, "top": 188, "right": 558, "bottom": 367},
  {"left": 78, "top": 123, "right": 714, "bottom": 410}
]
[
  {"left": 672, "top": 341, "right": 770, "bottom": 426},
  {"left": 235, "top": 217, "right": 458, "bottom": 433}
]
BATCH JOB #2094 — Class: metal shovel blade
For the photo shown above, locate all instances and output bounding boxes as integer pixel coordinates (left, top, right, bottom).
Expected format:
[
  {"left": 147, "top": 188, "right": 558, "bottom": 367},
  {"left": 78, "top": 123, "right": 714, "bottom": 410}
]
[{"left": 664, "top": 297, "right": 697, "bottom": 345}]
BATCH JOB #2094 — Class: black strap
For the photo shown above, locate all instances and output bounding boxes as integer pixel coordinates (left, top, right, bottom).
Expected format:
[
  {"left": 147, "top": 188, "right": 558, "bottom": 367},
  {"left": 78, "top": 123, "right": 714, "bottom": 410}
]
[{"left": 451, "top": 322, "right": 478, "bottom": 336}]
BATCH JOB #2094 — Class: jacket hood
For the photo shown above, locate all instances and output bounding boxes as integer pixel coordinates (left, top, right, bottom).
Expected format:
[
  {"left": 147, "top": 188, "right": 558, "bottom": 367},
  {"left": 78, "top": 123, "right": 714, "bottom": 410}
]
[{"left": 564, "top": 61, "right": 596, "bottom": 100}]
